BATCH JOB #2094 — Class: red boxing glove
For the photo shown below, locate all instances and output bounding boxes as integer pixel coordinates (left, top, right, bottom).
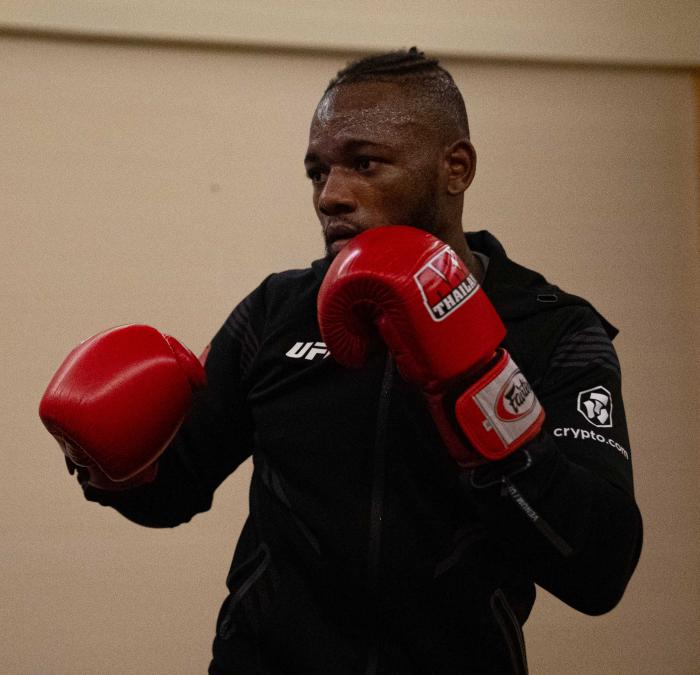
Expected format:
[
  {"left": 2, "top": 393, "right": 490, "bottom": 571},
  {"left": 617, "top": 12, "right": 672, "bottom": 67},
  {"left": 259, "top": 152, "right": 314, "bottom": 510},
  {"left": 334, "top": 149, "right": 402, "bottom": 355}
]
[
  {"left": 317, "top": 226, "right": 544, "bottom": 465},
  {"left": 39, "top": 324, "right": 206, "bottom": 490}
]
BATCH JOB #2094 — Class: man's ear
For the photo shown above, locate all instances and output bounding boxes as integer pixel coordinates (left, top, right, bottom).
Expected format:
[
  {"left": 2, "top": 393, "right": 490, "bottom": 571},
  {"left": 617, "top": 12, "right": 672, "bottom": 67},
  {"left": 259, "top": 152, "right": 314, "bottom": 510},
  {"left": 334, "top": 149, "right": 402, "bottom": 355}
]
[{"left": 444, "top": 139, "right": 477, "bottom": 195}]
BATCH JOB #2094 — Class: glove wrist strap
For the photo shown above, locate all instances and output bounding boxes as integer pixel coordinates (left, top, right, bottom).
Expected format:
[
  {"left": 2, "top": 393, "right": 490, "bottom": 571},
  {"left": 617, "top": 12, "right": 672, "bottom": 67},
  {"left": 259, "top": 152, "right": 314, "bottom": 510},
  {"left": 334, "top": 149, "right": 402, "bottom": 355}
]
[{"left": 454, "top": 349, "right": 544, "bottom": 462}]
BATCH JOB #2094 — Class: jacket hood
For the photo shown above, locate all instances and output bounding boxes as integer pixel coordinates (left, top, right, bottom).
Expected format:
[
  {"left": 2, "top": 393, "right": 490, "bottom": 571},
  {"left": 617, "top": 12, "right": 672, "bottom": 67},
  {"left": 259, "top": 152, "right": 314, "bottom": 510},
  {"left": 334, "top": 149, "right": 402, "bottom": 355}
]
[{"left": 468, "top": 230, "right": 618, "bottom": 340}]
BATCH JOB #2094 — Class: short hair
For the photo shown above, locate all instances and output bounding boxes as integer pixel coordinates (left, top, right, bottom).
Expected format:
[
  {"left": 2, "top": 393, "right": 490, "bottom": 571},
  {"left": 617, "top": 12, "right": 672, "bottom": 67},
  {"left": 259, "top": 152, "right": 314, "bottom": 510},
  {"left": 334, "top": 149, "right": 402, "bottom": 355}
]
[{"left": 324, "top": 47, "right": 470, "bottom": 139}]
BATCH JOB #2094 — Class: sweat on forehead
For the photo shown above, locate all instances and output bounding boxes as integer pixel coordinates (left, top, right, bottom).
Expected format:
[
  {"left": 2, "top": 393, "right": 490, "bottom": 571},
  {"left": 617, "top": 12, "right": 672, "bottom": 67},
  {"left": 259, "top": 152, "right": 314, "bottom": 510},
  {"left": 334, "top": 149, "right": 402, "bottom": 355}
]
[
  {"left": 314, "top": 83, "right": 419, "bottom": 128},
  {"left": 315, "top": 79, "right": 468, "bottom": 143}
]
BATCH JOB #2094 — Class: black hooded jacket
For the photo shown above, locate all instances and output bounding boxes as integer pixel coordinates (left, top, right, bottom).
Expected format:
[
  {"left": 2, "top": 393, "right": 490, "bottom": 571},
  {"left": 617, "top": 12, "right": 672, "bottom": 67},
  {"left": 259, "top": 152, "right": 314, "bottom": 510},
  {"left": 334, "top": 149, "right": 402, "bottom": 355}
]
[{"left": 85, "top": 231, "right": 642, "bottom": 674}]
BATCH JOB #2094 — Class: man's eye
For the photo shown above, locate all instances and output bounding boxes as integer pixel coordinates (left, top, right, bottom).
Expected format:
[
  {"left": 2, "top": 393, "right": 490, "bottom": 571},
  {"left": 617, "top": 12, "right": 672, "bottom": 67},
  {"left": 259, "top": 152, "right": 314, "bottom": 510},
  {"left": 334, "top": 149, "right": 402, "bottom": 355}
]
[
  {"left": 306, "top": 168, "right": 326, "bottom": 184},
  {"left": 355, "top": 157, "right": 375, "bottom": 172}
]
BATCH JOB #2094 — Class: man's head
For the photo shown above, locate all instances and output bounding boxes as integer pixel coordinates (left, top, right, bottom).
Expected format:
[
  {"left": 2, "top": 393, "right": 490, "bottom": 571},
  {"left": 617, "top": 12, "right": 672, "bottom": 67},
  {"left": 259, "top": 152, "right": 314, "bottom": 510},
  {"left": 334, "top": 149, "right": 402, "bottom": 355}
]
[{"left": 305, "top": 48, "right": 476, "bottom": 258}]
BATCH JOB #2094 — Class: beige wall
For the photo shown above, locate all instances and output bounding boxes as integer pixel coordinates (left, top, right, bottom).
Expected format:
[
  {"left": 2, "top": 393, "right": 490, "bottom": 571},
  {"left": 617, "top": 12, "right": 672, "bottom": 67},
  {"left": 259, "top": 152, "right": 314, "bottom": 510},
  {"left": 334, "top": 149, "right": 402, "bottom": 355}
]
[
  {"left": 1, "top": 34, "right": 698, "bottom": 673},
  {"left": 1, "top": 0, "right": 700, "bottom": 67}
]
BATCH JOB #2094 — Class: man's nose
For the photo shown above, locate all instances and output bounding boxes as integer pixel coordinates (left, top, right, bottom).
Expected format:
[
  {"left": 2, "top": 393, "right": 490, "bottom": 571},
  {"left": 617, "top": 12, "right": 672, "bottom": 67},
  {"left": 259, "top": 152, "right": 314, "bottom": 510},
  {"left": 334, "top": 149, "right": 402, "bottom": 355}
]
[{"left": 318, "top": 167, "right": 356, "bottom": 216}]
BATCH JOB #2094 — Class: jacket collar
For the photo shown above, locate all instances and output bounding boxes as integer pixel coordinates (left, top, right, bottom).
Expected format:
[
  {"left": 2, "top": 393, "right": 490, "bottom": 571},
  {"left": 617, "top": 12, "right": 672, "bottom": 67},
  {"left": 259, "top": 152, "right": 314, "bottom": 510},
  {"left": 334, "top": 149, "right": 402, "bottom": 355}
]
[
  {"left": 310, "top": 230, "right": 618, "bottom": 340},
  {"left": 468, "top": 230, "right": 618, "bottom": 339}
]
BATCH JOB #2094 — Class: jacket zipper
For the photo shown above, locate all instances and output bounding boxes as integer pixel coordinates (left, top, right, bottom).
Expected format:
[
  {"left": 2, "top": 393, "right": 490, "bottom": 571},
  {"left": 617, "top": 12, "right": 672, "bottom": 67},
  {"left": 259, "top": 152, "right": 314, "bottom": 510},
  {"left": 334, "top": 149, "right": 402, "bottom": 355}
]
[
  {"left": 501, "top": 476, "right": 573, "bottom": 557},
  {"left": 490, "top": 588, "right": 529, "bottom": 675},
  {"left": 218, "top": 543, "right": 271, "bottom": 639},
  {"left": 365, "top": 355, "right": 395, "bottom": 675}
]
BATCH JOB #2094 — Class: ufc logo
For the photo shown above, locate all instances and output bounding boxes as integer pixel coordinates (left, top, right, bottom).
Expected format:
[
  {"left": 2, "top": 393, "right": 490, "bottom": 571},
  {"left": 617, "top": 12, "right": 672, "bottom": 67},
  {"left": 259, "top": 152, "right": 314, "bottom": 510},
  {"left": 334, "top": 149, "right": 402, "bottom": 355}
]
[
  {"left": 414, "top": 247, "right": 478, "bottom": 321},
  {"left": 286, "top": 341, "right": 330, "bottom": 360}
]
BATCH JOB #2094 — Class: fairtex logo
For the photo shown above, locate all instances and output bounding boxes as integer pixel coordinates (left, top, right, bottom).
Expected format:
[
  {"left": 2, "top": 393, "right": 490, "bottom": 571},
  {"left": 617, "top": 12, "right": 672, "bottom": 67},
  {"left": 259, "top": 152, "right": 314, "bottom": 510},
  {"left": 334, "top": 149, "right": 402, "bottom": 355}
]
[
  {"left": 496, "top": 370, "right": 536, "bottom": 421},
  {"left": 413, "top": 246, "right": 478, "bottom": 322},
  {"left": 286, "top": 341, "right": 330, "bottom": 361}
]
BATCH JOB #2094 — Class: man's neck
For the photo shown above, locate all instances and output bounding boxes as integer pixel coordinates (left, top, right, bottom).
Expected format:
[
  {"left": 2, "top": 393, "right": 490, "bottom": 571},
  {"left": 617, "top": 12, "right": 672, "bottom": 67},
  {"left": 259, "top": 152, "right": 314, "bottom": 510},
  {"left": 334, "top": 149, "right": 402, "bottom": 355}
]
[{"left": 443, "top": 229, "right": 485, "bottom": 284}]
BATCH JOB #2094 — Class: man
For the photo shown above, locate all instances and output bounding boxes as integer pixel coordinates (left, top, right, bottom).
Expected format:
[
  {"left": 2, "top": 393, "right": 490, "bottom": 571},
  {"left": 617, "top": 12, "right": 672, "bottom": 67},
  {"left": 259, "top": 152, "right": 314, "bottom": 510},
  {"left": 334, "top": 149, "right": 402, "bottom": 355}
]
[{"left": 41, "top": 49, "right": 642, "bottom": 674}]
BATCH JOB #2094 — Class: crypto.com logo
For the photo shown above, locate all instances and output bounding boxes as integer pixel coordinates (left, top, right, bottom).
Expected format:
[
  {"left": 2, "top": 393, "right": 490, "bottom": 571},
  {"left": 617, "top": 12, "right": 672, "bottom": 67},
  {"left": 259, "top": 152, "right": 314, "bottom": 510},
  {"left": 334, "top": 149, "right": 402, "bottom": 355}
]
[{"left": 577, "top": 386, "right": 613, "bottom": 428}]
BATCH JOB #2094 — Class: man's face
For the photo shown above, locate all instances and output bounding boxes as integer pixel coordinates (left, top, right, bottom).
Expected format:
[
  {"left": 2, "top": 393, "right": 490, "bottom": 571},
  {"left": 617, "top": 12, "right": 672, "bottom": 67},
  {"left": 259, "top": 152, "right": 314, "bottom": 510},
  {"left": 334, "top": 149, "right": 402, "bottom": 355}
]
[{"left": 305, "top": 81, "right": 446, "bottom": 257}]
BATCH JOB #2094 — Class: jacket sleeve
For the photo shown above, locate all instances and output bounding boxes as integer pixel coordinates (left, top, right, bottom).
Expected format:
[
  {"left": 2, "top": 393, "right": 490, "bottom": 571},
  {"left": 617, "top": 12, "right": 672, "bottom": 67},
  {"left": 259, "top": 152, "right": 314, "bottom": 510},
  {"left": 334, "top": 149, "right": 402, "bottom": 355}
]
[
  {"left": 466, "top": 313, "right": 643, "bottom": 615},
  {"left": 82, "top": 287, "right": 264, "bottom": 528}
]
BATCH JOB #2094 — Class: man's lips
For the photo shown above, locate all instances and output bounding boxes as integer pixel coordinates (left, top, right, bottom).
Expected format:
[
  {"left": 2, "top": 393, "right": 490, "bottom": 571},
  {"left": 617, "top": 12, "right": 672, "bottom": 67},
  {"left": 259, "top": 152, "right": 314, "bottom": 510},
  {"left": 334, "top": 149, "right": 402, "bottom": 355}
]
[
  {"left": 324, "top": 220, "right": 364, "bottom": 244},
  {"left": 328, "top": 238, "right": 353, "bottom": 255},
  {"left": 324, "top": 221, "right": 367, "bottom": 254}
]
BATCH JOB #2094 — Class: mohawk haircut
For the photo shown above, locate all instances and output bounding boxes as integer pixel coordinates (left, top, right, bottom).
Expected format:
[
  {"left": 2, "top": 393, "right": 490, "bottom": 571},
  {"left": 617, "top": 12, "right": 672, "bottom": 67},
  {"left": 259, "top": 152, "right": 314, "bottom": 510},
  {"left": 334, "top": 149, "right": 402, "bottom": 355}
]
[{"left": 325, "top": 47, "right": 470, "bottom": 139}]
